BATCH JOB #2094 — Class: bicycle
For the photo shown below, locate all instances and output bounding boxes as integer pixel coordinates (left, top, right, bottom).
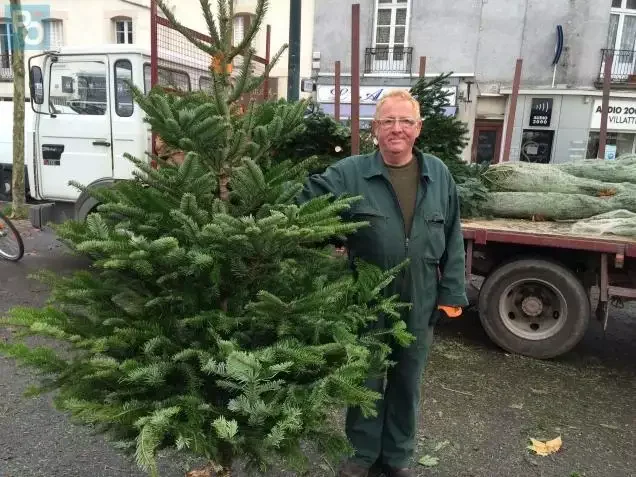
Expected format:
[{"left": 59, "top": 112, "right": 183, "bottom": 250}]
[{"left": 0, "top": 209, "right": 24, "bottom": 261}]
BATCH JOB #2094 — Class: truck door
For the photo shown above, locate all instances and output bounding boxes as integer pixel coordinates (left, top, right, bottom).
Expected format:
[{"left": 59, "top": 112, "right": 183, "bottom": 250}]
[{"left": 36, "top": 55, "right": 113, "bottom": 201}]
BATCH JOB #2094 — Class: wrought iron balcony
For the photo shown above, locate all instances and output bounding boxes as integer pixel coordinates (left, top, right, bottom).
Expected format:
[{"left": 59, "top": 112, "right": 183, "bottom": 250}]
[
  {"left": 0, "top": 53, "right": 12, "bottom": 81},
  {"left": 597, "top": 49, "right": 636, "bottom": 87},
  {"left": 364, "top": 47, "right": 413, "bottom": 75}
]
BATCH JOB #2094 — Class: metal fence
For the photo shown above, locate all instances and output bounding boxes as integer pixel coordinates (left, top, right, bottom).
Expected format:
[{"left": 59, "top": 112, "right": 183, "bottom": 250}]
[
  {"left": 598, "top": 48, "right": 636, "bottom": 83},
  {"left": 150, "top": 1, "right": 273, "bottom": 103},
  {"left": 364, "top": 47, "right": 413, "bottom": 75}
]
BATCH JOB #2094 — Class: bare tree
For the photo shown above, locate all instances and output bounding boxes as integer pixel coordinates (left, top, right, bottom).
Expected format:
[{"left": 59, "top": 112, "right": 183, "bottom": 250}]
[{"left": 10, "top": 0, "right": 26, "bottom": 218}]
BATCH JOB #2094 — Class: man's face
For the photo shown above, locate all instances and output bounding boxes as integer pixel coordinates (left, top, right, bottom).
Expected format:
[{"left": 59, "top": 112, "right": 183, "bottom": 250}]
[{"left": 372, "top": 98, "right": 422, "bottom": 156}]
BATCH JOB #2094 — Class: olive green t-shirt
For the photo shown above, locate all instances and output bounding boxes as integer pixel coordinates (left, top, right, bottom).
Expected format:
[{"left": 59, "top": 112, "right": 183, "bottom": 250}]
[{"left": 386, "top": 158, "right": 420, "bottom": 236}]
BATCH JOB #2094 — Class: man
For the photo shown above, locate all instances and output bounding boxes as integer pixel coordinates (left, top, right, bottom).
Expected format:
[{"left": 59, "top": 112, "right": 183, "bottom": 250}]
[{"left": 298, "top": 90, "right": 468, "bottom": 477}]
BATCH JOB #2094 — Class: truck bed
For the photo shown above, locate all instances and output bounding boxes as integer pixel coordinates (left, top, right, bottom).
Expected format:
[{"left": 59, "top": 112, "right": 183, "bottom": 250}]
[{"left": 462, "top": 218, "right": 636, "bottom": 258}]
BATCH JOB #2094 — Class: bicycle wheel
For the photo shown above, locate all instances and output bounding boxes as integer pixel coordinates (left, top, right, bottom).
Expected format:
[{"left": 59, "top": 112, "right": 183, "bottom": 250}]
[{"left": 0, "top": 212, "right": 24, "bottom": 261}]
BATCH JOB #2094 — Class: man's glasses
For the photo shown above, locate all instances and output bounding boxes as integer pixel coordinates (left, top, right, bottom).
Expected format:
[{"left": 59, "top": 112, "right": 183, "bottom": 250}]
[{"left": 375, "top": 117, "right": 421, "bottom": 130}]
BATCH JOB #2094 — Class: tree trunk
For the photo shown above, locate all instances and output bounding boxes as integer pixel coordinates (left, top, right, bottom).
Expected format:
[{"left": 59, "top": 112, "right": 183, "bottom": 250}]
[
  {"left": 10, "top": 0, "right": 26, "bottom": 218},
  {"left": 218, "top": 171, "right": 230, "bottom": 202}
]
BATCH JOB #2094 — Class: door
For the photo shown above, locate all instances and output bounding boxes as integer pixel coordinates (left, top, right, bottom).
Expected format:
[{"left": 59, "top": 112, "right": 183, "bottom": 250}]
[
  {"left": 36, "top": 55, "right": 113, "bottom": 201},
  {"left": 472, "top": 121, "right": 503, "bottom": 164},
  {"left": 372, "top": 0, "right": 409, "bottom": 73}
]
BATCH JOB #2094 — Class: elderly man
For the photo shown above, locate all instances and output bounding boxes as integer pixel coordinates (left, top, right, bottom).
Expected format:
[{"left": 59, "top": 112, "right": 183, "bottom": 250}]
[{"left": 298, "top": 90, "right": 468, "bottom": 477}]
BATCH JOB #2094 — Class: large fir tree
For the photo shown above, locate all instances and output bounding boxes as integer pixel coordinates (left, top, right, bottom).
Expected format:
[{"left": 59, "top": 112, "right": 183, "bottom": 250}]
[{"left": 0, "top": 1, "right": 412, "bottom": 476}]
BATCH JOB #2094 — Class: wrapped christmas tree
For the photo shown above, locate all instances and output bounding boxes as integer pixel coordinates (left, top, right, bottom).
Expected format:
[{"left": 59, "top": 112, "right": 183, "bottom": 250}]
[{"left": 0, "top": 1, "right": 412, "bottom": 476}]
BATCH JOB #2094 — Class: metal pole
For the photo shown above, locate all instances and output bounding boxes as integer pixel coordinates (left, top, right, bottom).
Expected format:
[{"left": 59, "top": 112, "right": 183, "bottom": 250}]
[
  {"left": 335, "top": 60, "right": 341, "bottom": 121},
  {"left": 150, "top": 0, "right": 158, "bottom": 88},
  {"left": 287, "top": 0, "right": 302, "bottom": 101},
  {"left": 502, "top": 58, "right": 523, "bottom": 162},
  {"left": 419, "top": 56, "right": 426, "bottom": 78},
  {"left": 351, "top": 3, "right": 360, "bottom": 155},
  {"left": 598, "top": 53, "right": 613, "bottom": 160},
  {"left": 264, "top": 25, "right": 271, "bottom": 100}
]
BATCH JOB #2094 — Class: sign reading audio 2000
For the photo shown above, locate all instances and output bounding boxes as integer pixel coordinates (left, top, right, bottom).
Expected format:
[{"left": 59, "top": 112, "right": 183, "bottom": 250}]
[{"left": 591, "top": 99, "right": 636, "bottom": 131}]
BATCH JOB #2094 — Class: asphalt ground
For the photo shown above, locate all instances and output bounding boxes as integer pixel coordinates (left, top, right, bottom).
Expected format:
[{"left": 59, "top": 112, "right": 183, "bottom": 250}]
[{"left": 1, "top": 221, "right": 634, "bottom": 477}]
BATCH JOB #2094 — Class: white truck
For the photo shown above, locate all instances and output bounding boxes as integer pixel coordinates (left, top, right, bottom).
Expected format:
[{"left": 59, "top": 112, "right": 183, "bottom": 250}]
[{"left": 2, "top": 44, "right": 210, "bottom": 226}]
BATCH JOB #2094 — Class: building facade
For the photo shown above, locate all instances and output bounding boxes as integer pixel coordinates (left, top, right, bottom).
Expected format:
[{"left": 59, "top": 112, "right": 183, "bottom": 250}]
[
  {"left": 312, "top": 0, "right": 636, "bottom": 164},
  {"left": 0, "top": 0, "right": 313, "bottom": 100}
]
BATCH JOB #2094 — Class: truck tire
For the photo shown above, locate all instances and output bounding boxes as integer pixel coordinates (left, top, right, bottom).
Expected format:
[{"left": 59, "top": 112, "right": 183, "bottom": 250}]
[{"left": 478, "top": 258, "right": 590, "bottom": 359}]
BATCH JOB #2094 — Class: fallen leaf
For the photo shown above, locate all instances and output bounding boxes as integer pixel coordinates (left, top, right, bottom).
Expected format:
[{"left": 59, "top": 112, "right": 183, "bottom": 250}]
[
  {"left": 600, "top": 423, "right": 619, "bottom": 430},
  {"left": 186, "top": 463, "right": 222, "bottom": 477},
  {"left": 433, "top": 440, "right": 450, "bottom": 452},
  {"left": 530, "top": 388, "right": 549, "bottom": 395},
  {"left": 528, "top": 436, "right": 562, "bottom": 456},
  {"left": 418, "top": 455, "right": 439, "bottom": 467}
]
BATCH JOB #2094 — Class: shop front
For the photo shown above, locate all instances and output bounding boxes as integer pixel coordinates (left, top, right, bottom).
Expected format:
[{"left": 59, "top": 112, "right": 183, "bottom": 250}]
[
  {"left": 315, "top": 84, "right": 458, "bottom": 129},
  {"left": 587, "top": 98, "right": 636, "bottom": 159}
]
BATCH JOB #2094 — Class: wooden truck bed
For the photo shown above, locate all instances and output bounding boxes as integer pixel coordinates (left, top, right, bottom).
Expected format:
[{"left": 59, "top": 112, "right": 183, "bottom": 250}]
[{"left": 462, "top": 218, "right": 636, "bottom": 258}]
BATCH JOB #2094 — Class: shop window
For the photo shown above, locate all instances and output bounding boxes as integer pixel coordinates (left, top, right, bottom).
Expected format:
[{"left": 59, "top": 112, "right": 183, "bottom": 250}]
[
  {"left": 586, "top": 131, "right": 635, "bottom": 159},
  {"left": 520, "top": 129, "right": 554, "bottom": 164}
]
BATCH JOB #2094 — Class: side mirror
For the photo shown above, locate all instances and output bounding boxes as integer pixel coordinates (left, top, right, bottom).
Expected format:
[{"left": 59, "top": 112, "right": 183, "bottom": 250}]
[{"left": 29, "top": 66, "right": 44, "bottom": 105}]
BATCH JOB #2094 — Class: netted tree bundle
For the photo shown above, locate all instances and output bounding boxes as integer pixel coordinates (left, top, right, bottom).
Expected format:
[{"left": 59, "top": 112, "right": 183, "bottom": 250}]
[
  {"left": 482, "top": 162, "right": 623, "bottom": 196},
  {"left": 571, "top": 210, "right": 636, "bottom": 236},
  {"left": 556, "top": 157, "right": 636, "bottom": 184},
  {"left": 482, "top": 191, "right": 636, "bottom": 220}
]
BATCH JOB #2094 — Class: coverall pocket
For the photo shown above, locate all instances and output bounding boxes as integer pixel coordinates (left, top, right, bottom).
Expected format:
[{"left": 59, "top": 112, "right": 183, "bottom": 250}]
[{"left": 423, "top": 212, "right": 446, "bottom": 260}]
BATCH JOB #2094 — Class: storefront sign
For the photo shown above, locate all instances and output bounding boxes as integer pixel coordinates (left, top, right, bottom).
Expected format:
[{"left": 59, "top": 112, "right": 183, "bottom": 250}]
[
  {"left": 591, "top": 99, "right": 636, "bottom": 131},
  {"left": 529, "top": 98, "right": 553, "bottom": 127},
  {"left": 317, "top": 85, "right": 457, "bottom": 106}
]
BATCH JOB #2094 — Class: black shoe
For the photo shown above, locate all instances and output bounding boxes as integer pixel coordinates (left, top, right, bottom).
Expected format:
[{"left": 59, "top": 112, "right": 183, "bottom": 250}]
[
  {"left": 381, "top": 465, "right": 415, "bottom": 477},
  {"left": 337, "top": 460, "right": 372, "bottom": 477},
  {"left": 368, "top": 460, "right": 384, "bottom": 477}
]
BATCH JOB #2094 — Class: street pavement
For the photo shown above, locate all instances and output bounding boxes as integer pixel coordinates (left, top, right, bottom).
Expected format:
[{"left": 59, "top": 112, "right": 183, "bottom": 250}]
[{"left": 1, "top": 221, "right": 635, "bottom": 477}]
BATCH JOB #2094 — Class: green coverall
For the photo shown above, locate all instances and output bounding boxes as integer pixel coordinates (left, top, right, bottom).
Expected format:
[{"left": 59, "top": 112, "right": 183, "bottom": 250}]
[{"left": 298, "top": 149, "right": 468, "bottom": 468}]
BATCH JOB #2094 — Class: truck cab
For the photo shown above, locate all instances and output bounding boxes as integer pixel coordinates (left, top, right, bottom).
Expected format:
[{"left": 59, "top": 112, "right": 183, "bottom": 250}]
[
  {"left": 26, "top": 45, "right": 150, "bottom": 225},
  {"left": 25, "top": 44, "right": 208, "bottom": 227}
]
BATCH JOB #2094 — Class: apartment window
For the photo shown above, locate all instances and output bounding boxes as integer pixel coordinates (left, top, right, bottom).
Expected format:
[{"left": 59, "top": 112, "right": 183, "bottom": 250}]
[
  {"left": 114, "top": 18, "right": 133, "bottom": 44},
  {"left": 233, "top": 13, "right": 253, "bottom": 46},
  {"left": 608, "top": 1, "right": 636, "bottom": 51},
  {"left": 372, "top": 0, "right": 410, "bottom": 70},
  {"left": 43, "top": 19, "right": 64, "bottom": 49},
  {"left": 0, "top": 21, "right": 12, "bottom": 80}
]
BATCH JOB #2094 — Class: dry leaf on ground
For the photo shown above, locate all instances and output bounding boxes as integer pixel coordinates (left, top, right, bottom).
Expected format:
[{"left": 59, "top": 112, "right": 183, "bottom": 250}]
[
  {"left": 418, "top": 455, "right": 439, "bottom": 467},
  {"left": 528, "top": 436, "right": 563, "bottom": 456}
]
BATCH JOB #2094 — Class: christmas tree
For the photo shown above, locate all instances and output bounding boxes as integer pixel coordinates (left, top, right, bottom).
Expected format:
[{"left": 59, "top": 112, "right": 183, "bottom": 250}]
[
  {"left": 0, "top": 1, "right": 412, "bottom": 476},
  {"left": 410, "top": 73, "right": 488, "bottom": 217}
]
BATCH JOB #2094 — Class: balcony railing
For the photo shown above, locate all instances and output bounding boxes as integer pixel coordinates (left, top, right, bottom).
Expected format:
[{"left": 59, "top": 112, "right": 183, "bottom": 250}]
[
  {"left": 0, "top": 53, "right": 13, "bottom": 81},
  {"left": 364, "top": 47, "right": 413, "bottom": 75},
  {"left": 597, "top": 49, "right": 636, "bottom": 86}
]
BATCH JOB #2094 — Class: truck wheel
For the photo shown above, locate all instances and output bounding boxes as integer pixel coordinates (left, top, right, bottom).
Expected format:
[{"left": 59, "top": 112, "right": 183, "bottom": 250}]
[{"left": 478, "top": 258, "right": 590, "bottom": 359}]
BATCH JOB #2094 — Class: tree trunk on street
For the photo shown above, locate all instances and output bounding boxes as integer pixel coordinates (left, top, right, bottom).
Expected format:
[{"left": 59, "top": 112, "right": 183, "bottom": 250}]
[{"left": 10, "top": 0, "right": 26, "bottom": 218}]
